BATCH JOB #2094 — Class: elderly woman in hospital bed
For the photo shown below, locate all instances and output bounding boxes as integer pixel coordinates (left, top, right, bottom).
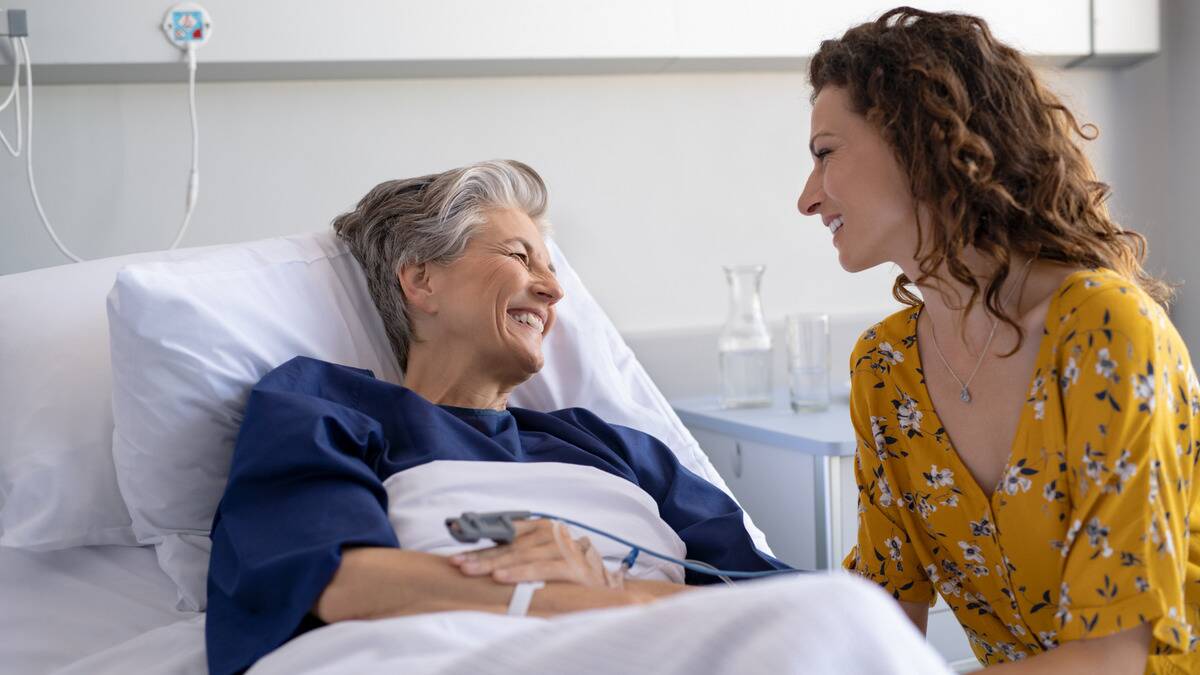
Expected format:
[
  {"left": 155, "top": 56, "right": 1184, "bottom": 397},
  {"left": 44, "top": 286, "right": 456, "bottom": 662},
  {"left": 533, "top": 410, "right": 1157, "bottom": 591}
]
[{"left": 204, "top": 160, "right": 950, "bottom": 675}]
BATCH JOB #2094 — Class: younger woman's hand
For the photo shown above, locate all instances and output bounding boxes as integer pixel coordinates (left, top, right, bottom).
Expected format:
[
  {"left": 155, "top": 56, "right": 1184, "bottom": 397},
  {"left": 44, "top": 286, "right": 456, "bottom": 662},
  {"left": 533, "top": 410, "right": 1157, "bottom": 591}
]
[{"left": 448, "top": 519, "right": 622, "bottom": 589}]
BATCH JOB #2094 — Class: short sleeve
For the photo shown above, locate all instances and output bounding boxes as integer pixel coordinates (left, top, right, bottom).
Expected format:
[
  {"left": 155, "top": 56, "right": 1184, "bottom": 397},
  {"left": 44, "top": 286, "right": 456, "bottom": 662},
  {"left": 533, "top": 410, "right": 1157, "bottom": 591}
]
[
  {"left": 1055, "top": 287, "right": 1196, "bottom": 654},
  {"left": 843, "top": 330, "right": 936, "bottom": 606},
  {"left": 540, "top": 408, "right": 790, "bottom": 584},
  {"left": 205, "top": 366, "right": 401, "bottom": 675},
  {"left": 609, "top": 424, "right": 790, "bottom": 581}
]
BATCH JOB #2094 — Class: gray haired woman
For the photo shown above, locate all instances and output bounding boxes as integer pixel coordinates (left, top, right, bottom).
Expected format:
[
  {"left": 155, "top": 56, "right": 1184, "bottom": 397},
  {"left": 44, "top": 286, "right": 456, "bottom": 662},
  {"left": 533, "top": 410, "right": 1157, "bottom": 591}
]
[
  {"left": 201, "top": 160, "right": 893, "bottom": 675},
  {"left": 333, "top": 159, "right": 555, "bottom": 375}
]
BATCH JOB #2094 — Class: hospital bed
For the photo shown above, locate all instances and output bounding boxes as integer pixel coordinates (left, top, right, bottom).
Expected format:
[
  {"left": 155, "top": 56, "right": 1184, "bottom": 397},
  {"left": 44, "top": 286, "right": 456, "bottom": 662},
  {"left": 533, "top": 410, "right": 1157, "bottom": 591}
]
[{"left": 0, "top": 232, "right": 949, "bottom": 674}]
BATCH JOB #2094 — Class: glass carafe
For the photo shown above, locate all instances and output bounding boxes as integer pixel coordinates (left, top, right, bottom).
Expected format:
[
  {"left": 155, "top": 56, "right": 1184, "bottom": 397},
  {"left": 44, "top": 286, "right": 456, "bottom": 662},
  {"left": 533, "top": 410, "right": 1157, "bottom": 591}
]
[{"left": 718, "top": 265, "right": 773, "bottom": 409}]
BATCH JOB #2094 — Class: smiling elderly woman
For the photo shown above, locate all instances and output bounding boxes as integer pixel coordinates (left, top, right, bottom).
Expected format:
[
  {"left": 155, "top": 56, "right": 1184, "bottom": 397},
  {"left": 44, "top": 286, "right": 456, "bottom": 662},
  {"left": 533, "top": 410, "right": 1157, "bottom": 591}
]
[{"left": 201, "top": 160, "right": 792, "bottom": 675}]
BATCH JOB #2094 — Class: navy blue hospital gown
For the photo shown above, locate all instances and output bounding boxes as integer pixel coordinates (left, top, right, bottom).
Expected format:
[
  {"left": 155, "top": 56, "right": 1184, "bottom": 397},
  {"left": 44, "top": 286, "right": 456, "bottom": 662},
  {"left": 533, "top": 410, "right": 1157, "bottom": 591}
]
[{"left": 205, "top": 356, "right": 787, "bottom": 675}]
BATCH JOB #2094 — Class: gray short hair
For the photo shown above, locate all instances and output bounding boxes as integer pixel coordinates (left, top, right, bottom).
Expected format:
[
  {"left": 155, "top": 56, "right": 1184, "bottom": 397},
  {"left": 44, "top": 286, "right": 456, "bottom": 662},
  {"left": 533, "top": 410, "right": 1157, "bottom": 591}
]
[{"left": 332, "top": 159, "right": 551, "bottom": 370}]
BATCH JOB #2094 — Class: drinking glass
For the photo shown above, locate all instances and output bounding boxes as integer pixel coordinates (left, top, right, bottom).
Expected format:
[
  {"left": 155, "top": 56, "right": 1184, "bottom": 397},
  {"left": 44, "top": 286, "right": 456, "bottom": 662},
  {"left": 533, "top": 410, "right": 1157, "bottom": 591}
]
[{"left": 786, "top": 313, "right": 830, "bottom": 412}]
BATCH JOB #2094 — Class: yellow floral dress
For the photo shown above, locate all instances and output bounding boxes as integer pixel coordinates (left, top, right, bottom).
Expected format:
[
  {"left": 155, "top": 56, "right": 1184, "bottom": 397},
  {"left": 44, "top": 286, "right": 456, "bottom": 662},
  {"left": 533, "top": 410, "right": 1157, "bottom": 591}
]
[{"left": 843, "top": 268, "right": 1200, "bottom": 672}]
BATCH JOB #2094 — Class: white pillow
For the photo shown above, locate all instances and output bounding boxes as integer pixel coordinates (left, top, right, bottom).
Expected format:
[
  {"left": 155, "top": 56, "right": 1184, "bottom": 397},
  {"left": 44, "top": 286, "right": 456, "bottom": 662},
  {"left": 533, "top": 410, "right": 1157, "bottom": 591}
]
[
  {"left": 108, "top": 231, "right": 769, "bottom": 612},
  {"left": 510, "top": 241, "right": 768, "bottom": 553},
  {"left": 0, "top": 244, "right": 220, "bottom": 551},
  {"left": 108, "top": 233, "right": 401, "bottom": 610}
]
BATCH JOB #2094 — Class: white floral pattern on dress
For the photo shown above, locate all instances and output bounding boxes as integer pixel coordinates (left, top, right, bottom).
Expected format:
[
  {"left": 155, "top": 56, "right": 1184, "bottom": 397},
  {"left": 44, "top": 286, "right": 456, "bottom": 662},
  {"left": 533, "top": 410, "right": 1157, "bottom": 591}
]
[
  {"left": 869, "top": 416, "right": 889, "bottom": 461},
  {"left": 878, "top": 342, "right": 904, "bottom": 365},
  {"left": 1055, "top": 582, "right": 1073, "bottom": 627},
  {"left": 1061, "top": 357, "right": 1080, "bottom": 389},
  {"left": 896, "top": 392, "right": 923, "bottom": 434},
  {"left": 885, "top": 536, "right": 903, "bottom": 562},
  {"left": 877, "top": 474, "right": 894, "bottom": 508},
  {"left": 1095, "top": 347, "right": 1117, "bottom": 381},
  {"left": 1085, "top": 517, "right": 1114, "bottom": 558},
  {"left": 960, "top": 540, "right": 985, "bottom": 564},
  {"left": 1135, "top": 365, "right": 1157, "bottom": 413},
  {"left": 970, "top": 516, "right": 994, "bottom": 538},
  {"left": 925, "top": 465, "right": 954, "bottom": 488},
  {"left": 1001, "top": 462, "right": 1035, "bottom": 495},
  {"left": 1111, "top": 450, "right": 1137, "bottom": 494}
]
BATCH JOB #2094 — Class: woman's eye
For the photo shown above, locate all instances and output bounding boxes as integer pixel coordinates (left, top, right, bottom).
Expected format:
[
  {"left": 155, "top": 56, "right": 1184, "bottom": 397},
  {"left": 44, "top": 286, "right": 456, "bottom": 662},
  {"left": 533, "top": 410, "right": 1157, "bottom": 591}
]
[
  {"left": 510, "top": 252, "right": 530, "bottom": 266},
  {"left": 815, "top": 149, "right": 832, "bottom": 160}
]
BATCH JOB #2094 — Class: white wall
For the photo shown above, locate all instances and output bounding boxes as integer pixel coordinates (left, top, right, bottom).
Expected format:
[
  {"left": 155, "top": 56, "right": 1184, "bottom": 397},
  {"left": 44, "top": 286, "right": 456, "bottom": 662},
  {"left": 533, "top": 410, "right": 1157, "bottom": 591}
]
[
  {"left": 1056, "top": 0, "right": 1198, "bottom": 354},
  {"left": 0, "top": 11, "right": 1190, "bottom": 393},
  {"left": 0, "top": 70, "right": 903, "bottom": 333},
  {"left": 1164, "top": 0, "right": 1200, "bottom": 350}
]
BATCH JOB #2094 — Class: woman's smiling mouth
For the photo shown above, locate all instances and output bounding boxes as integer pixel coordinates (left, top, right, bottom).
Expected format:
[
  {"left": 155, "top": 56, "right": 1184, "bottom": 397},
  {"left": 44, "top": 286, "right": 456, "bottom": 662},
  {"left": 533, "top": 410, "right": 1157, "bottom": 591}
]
[
  {"left": 828, "top": 215, "right": 844, "bottom": 235},
  {"left": 507, "top": 309, "right": 545, "bottom": 334}
]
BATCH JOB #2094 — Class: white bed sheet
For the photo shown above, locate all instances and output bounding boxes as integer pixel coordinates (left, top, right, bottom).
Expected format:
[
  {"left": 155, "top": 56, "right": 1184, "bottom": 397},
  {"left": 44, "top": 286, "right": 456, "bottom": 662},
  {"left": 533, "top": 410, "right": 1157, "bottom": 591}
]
[
  {"left": 0, "top": 545, "right": 952, "bottom": 675},
  {"left": 0, "top": 545, "right": 197, "bottom": 674},
  {"left": 250, "top": 573, "right": 952, "bottom": 675}
]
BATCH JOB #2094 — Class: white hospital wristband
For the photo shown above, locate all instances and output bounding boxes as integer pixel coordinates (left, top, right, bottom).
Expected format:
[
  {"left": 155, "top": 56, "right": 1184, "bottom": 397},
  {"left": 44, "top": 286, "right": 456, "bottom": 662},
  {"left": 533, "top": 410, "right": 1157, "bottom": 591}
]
[{"left": 507, "top": 580, "right": 545, "bottom": 617}]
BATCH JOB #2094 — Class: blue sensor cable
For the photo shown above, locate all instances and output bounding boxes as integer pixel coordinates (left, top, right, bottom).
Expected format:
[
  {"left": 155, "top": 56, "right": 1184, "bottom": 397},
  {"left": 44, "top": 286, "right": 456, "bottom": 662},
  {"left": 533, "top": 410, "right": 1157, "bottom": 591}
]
[{"left": 528, "top": 511, "right": 808, "bottom": 580}]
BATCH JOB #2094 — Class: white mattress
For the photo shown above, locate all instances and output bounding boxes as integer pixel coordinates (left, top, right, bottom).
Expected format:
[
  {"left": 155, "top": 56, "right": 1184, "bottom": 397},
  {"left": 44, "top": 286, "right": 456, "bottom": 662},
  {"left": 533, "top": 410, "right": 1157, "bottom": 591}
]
[{"left": 0, "top": 545, "right": 198, "bottom": 674}]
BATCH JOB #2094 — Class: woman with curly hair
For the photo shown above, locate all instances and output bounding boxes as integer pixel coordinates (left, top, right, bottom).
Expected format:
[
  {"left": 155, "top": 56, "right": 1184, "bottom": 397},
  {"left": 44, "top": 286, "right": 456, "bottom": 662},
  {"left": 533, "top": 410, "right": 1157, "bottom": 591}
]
[{"left": 798, "top": 7, "right": 1198, "bottom": 673}]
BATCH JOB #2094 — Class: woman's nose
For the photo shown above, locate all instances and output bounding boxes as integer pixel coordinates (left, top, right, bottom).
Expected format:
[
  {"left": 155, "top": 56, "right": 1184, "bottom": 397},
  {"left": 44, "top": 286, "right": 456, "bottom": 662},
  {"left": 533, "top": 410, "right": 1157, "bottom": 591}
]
[
  {"left": 798, "top": 171, "right": 823, "bottom": 216},
  {"left": 534, "top": 273, "right": 564, "bottom": 305}
]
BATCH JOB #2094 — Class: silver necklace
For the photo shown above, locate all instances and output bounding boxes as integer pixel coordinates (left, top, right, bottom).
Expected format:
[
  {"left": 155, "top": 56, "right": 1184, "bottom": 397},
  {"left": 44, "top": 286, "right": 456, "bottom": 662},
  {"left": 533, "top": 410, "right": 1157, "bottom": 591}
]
[{"left": 927, "top": 257, "right": 1035, "bottom": 404}]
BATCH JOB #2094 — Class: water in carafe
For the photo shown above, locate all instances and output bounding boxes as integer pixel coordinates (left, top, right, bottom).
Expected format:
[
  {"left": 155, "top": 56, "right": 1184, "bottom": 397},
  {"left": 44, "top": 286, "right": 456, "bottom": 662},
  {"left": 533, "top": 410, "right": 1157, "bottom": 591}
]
[
  {"left": 718, "top": 265, "right": 773, "bottom": 409},
  {"left": 720, "top": 348, "right": 773, "bottom": 408}
]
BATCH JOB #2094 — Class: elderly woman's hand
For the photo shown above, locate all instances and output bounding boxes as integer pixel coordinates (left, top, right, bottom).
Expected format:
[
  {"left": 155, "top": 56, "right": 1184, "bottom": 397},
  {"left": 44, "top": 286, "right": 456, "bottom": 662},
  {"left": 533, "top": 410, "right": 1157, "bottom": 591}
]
[{"left": 448, "top": 519, "right": 623, "bottom": 589}]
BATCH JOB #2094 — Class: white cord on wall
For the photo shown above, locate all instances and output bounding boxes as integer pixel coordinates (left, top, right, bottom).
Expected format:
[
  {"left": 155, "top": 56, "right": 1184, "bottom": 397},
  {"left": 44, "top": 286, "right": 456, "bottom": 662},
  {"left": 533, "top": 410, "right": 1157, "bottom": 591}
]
[
  {"left": 0, "top": 36, "right": 21, "bottom": 156},
  {"left": 2, "top": 37, "right": 201, "bottom": 263},
  {"left": 173, "top": 43, "right": 200, "bottom": 250}
]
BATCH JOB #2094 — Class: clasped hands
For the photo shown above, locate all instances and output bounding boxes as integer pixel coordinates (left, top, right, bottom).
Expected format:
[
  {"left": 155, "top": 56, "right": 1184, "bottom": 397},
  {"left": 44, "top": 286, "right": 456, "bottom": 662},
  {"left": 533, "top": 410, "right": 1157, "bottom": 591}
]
[{"left": 448, "top": 519, "right": 624, "bottom": 590}]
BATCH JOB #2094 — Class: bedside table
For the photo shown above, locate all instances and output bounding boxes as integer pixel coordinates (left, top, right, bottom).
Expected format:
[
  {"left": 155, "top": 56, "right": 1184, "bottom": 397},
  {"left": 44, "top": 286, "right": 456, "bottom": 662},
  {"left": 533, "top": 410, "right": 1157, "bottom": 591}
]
[
  {"left": 670, "top": 392, "right": 856, "bottom": 571},
  {"left": 671, "top": 391, "right": 979, "bottom": 672}
]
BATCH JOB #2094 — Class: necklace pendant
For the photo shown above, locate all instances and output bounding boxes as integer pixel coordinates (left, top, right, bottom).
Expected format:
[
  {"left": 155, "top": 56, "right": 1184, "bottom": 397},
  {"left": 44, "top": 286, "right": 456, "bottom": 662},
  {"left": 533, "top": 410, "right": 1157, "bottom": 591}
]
[{"left": 960, "top": 387, "right": 972, "bottom": 403}]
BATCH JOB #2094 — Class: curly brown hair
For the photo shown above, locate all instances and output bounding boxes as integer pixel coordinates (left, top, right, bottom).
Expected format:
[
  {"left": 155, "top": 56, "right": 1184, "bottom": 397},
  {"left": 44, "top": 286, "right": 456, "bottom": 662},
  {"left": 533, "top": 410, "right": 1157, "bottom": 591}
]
[{"left": 809, "top": 6, "right": 1170, "bottom": 347}]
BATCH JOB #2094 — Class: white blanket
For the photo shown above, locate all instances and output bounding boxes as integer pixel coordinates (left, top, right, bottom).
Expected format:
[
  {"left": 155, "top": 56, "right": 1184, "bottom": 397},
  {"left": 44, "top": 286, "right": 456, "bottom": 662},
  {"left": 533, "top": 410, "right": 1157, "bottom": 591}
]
[
  {"left": 60, "top": 573, "right": 950, "bottom": 675},
  {"left": 55, "top": 461, "right": 953, "bottom": 674},
  {"left": 383, "top": 460, "right": 688, "bottom": 583}
]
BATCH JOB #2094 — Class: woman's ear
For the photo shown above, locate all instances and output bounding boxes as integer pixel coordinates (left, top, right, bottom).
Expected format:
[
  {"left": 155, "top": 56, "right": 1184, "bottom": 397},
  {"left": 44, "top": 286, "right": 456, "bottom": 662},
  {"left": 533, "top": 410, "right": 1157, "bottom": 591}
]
[{"left": 398, "top": 262, "right": 437, "bottom": 315}]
